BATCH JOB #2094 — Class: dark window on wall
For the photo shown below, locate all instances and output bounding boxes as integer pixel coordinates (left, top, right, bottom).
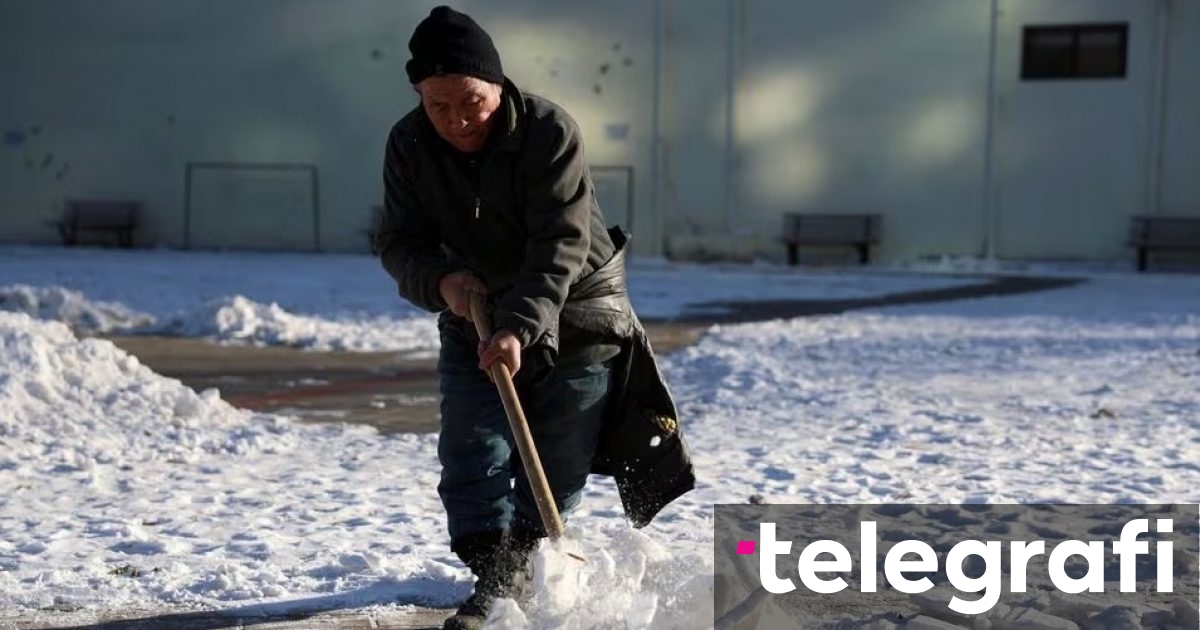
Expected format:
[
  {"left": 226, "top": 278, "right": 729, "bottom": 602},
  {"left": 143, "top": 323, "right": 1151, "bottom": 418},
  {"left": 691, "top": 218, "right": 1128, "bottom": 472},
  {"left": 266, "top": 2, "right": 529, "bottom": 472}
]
[{"left": 1021, "top": 23, "right": 1128, "bottom": 80}]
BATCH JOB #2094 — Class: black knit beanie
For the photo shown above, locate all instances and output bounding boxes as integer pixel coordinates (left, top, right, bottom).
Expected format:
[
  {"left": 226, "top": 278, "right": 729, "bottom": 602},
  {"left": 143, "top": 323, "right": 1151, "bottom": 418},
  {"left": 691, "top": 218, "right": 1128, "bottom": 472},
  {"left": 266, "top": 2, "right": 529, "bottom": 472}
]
[{"left": 406, "top": 6, "right": 504, "bottom": 85}]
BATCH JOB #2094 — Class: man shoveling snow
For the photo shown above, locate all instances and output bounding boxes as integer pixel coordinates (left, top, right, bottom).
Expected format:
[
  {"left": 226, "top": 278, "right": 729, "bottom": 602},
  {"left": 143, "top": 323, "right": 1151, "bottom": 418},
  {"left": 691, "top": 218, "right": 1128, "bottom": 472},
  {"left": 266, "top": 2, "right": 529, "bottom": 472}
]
[{"left": 375, "top": 6, "right": 696, "bottom": 628}]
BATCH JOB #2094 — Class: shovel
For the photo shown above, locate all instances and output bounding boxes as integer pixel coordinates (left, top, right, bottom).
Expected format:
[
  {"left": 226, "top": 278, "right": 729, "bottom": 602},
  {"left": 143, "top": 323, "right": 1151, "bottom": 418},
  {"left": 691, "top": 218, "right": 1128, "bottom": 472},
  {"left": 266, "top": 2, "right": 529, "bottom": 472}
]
[{"left": 468, "top": 292, "right": 567, "bottom": 541}]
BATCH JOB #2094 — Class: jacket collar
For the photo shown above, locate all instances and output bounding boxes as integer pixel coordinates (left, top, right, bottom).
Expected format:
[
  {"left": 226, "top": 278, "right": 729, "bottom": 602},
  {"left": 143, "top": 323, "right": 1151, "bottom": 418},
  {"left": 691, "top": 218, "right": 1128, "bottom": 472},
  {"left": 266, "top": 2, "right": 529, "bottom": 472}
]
[{"left": 494, "top": 77, "right": 524, "bottom": 153}]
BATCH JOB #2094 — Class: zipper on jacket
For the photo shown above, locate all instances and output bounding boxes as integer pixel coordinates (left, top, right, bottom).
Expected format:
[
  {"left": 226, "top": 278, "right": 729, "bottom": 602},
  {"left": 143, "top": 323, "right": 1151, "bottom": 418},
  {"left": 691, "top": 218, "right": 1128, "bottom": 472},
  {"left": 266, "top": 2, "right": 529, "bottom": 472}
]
[{"left": 473, "top": 197, "right": 480, "bottom": 219}]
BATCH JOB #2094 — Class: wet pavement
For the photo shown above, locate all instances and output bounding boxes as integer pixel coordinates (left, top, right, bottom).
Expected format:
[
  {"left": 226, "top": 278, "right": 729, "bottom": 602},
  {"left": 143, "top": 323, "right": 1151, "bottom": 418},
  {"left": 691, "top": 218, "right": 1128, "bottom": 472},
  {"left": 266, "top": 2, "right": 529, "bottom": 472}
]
[
  {"left": 105, "top": 322, "right": 707, "bottom": 434},
  {"left": 104, "top": 274, "right": 1078, "bottom": 433}
]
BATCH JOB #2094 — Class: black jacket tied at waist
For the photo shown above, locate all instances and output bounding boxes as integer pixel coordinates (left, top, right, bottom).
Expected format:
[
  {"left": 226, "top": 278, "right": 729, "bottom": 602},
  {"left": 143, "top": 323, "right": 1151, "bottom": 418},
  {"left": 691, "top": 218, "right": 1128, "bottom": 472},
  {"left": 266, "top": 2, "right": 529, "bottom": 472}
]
[{"left": 554, "top": 227, "right": 696, "bottom": 527}]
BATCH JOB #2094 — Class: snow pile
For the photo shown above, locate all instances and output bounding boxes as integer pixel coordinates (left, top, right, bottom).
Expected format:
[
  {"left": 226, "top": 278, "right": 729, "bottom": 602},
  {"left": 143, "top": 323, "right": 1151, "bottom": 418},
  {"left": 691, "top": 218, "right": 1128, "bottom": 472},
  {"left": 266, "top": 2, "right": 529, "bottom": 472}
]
[
  {"left": 485, "top": 528, "right": 712, "bottom": 630},
  {"left": 0, "top": 311, "right": 289, "bottom": 466},
  {"left": 0, "top": 284, "right": 154, "bottom": 333},
  {"left": 2, "top": 247, "right": 441, "bottom": 354},
  {"left": 155, "top": 295, "right": 438, "bottom": 354},
  {"left": 0, "top": 310, "right": 450, "bottom": 612},
  {"left": 0, "top": 280, "right": 440, "bottom": 355}
]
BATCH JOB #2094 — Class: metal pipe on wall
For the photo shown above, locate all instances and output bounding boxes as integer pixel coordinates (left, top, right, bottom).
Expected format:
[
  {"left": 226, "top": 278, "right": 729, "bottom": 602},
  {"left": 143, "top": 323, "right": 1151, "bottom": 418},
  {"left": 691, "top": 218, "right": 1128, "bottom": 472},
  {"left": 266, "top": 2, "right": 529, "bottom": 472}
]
[
  {"left": 981, "top": 0, "right": 1001, "bottom": 260},
  {"left": 723, "top": 0, "right": 742, "bottom": 233},
  {"left": 1145, "top": 0, "right": 1171, "bottom": 217},
  {"left": 651, "top": 0, "right": 664, "bottom": 251}
]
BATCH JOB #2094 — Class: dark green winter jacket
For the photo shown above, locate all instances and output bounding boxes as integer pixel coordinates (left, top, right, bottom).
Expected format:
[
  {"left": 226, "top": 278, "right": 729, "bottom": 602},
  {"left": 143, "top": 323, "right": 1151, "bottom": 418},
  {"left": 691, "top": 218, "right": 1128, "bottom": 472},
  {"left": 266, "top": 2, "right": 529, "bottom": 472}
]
[
  {"left": 376, "top": 78, "right": 694, "bottom": 527},
  {"left": 377, "top": 78, "right": 614, "bottom": 352}
]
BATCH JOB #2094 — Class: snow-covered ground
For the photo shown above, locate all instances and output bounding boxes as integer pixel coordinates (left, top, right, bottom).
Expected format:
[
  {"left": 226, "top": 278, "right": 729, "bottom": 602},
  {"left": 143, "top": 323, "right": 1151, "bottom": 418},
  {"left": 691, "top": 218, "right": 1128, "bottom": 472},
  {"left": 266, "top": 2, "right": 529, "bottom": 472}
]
[
  {"left": 0, "top": 246, "right": 981, "bottom": 355},
  {"left": 2, "top": 246, "right": 1199, "bottom": 628}
]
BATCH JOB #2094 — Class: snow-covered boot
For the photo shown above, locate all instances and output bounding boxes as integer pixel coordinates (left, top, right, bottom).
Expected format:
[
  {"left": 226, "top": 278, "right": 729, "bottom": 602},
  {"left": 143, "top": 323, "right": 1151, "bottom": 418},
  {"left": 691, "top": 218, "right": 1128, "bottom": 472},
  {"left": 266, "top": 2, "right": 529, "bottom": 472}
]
[
  {"left": 443, "top": 528, "right": 540, "bottom": 630},
  {"left": 443, "top": 588, "right": 493, "bottom": 630},
  {"left": 501, "top": 524, "right": 542, "bottom": 606}
]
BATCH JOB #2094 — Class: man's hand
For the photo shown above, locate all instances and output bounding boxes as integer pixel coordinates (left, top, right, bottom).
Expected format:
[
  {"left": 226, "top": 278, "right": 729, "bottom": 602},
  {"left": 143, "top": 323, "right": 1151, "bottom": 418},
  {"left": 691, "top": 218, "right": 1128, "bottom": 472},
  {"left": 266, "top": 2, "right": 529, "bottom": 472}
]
[
  {"left": 439, "top": 271, "right": 487, "bottom": 321},
  {"left": 478, "top": 330, "right": 521, "bottom": 378}
]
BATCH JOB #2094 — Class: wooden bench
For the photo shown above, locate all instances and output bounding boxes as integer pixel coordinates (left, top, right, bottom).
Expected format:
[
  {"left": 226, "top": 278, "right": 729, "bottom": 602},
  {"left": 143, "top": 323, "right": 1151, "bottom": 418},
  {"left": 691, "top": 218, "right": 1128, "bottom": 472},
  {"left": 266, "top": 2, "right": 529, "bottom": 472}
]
[
  {"left": 782, "top": 213, "right": 882, "bottom": 265},
  {"left": 53, "top": 200, "right": 141, "bottom": 247},
  {"left": 1128, "top": 215, "right": 1200, "bottom": 271}
]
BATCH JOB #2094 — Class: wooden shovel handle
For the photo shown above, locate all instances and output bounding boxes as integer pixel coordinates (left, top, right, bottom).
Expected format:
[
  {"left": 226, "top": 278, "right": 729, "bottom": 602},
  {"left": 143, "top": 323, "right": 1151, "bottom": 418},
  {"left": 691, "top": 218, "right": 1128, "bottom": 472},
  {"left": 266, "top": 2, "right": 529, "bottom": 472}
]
[{"left": 468, "top": 292, "right": 565, "bottom": 539}]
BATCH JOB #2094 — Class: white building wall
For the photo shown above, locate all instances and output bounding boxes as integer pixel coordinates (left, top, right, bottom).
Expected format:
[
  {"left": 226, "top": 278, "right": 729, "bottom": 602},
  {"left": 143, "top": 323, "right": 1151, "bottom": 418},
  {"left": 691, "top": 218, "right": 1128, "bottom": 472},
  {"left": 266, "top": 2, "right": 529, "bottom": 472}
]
[
  {"left": 0, "top": 0, "right": 1196, "bottom": 262},
  {"left": 656, "top": 0, "right": 738, "bottom": 258},
  {"left": 1, "top": 1, "right": 408, "bottom": 251},
  {"left": 0, "top": 0, "right": 659, "bottom": 253},
  {"left": 729, "top": 0, "right": 993, "bottom": 262}
]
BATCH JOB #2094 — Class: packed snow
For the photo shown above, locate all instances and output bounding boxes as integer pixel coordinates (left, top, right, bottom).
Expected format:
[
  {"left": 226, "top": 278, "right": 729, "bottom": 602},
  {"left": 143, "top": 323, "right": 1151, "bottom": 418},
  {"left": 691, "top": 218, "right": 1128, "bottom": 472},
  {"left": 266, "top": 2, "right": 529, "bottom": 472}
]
[{"left": 1, "top": 245, "right": 1199, "bottom": 628}]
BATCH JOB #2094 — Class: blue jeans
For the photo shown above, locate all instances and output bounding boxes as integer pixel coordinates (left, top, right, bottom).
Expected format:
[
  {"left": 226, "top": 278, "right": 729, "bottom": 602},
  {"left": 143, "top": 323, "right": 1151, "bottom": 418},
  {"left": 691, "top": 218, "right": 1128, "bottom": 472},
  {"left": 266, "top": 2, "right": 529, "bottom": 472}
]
[{"left": 436, "top": 317, "right": 612, "bottom": 542}]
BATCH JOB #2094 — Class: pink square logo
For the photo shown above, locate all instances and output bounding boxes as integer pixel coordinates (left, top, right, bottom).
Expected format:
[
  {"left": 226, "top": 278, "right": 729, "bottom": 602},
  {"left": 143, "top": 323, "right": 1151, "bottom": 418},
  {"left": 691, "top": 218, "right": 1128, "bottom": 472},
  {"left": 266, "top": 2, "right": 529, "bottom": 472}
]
[{"left": 736, "top": 540, "right": 756, "bottom": 555}]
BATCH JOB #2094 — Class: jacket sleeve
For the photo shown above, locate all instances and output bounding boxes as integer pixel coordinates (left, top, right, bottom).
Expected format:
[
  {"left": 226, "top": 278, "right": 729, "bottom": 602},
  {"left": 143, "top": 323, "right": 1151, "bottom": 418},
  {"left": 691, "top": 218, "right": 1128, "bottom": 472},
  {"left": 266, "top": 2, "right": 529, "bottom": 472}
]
[
  {"left": 493, "top": 117, "right": 592, "bottom": 347},
  {"left": 375, "top": 128, "right": 459, "bottom": 313}
]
